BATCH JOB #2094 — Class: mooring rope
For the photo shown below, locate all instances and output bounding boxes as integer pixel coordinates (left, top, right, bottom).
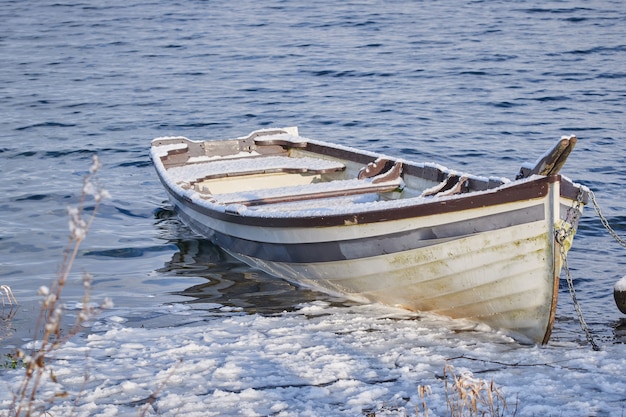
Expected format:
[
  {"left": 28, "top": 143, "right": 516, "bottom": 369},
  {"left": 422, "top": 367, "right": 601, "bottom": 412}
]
[{"left": 556, "top": 188, "right": 601, "bottom": 351}]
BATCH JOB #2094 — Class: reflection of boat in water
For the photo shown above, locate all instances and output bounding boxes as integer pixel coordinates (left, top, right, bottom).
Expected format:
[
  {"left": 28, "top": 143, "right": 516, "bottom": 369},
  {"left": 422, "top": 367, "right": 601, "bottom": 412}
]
[
  {"left": 614, "top": 318, "right": 626, "bottom": 342},
  {"left": 159, "top": 237, "right": 352, "bottom": 314}
]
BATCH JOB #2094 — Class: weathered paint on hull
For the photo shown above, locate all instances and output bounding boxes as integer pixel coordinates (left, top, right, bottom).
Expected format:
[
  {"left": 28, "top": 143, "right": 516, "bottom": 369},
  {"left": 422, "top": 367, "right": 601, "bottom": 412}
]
[{"left": 228, "top": 220, "right": 559, "bottom": 344}]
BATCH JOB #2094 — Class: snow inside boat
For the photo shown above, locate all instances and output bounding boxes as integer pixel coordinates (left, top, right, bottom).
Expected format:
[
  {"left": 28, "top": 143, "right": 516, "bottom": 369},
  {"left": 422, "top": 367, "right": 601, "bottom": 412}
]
[{"left": 150, "top": 127, "right": 588, "bottom": 344}]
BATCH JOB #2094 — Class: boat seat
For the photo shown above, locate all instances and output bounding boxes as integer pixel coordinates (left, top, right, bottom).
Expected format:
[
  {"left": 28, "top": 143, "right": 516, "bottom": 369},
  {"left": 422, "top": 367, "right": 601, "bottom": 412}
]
[
  {"left": 420, "top": 173, "right": 470, "bottom": 197},
  {"left": 217, "top": 177, "right": 404, "bottom": 207},
  {"left": 167, "top": 155, "right": 346, "bottom": 186},
  {"left": 358, "top": 158, "right": 392, "bottom": 179},
  {"left": 217, "top": 161, "right": 404, "bottom": 206}
]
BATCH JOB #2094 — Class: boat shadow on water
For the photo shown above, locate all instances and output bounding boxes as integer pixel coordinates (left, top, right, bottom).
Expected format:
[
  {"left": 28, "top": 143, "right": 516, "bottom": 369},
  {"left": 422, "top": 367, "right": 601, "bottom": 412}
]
[{"left": 154, "top": 207, "right": 358, "bottom": 316}]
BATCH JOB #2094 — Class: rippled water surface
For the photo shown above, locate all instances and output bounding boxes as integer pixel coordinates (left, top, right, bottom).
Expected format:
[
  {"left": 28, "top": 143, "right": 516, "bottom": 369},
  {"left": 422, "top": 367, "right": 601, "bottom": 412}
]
[{"left": 2, "top": 0, "right": 626, "bottom": 352}]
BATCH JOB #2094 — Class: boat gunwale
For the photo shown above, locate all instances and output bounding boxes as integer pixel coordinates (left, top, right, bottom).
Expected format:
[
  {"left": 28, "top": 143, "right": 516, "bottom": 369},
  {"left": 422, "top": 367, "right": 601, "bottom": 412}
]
[
  {"left": 160, "top": 173, "right": 575, "bottom": 229},
  {"left": 151, "top": 130, "right": 588, "bottom": 229}
]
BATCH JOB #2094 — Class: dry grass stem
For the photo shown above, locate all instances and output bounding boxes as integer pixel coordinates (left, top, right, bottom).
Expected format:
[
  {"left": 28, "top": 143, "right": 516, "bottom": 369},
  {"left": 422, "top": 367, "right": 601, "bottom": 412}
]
[
  {"left": 1, "top": 285, "right": 18, "bottom": 345},
  {"left": 8, "top": 156, "right": 111, "bottom": 417},
  {"left": 416, "top": 384, "right": 431, "bottom": 417},
  {"left": 138, "top": 358, "right": 184, "bottom": 417},
  {"left": 1, "top": 285, "right": 18, "bottom": 307},
  {"left": 443, "top": 364, "right": 515, "bottom": 417}
]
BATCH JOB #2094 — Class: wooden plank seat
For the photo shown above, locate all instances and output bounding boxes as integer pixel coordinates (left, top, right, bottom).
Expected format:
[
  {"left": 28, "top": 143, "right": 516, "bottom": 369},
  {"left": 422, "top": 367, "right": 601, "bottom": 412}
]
[
  {"left": 217, "top": 177, "right": 404, "bottom": 207},
  {"left": 419, "top": 173, "right": 470, "bottom": 197},
  {"left": 216, "top": 162, "right": 404, "bottom": 207},
  {"left": 167, "top": 155, "right": 347, "bottom": 186}
]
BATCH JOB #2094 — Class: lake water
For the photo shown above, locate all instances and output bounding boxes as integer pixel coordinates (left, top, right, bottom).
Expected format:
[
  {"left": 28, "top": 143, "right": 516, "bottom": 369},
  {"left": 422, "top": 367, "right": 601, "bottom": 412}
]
[{"left": 1, "top": 0, "right": 626, "bottom": 415}]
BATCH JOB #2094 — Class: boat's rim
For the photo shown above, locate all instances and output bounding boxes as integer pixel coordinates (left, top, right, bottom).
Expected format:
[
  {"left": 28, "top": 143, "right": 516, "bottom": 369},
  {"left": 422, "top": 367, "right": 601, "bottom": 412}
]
[
  {"left": 158, "top": 173, "right": 580, "bottom": 229},
  {"left": 150, "top": 131, "right": 588, "bottom": 228}
]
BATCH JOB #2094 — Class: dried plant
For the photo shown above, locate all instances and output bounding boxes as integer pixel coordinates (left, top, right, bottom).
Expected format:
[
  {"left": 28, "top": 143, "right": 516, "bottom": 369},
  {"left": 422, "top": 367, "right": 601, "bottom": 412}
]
[
  {"left": 1, "top": 285, "right": 19, "bottom": 344},
  {"left": 443, "top": 364, "right": 516, "bottom": 417},
  {"left": 8, "top": 155, "right": 112, "bottom": 417},
  {"left": 416, "top": 384, "right": 431, "bottom": 417},
  {"left": 1, "top": 285, "right": 18, "bottom": 308},
  {"left": 416, "top": 365, "right": 516, "bottom": 417}
]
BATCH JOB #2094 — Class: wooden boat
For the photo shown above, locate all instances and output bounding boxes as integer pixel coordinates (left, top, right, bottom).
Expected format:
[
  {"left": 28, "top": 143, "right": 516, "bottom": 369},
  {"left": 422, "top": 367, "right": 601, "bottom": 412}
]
[{"left": 150, "top": 127, "right": 588, "bottom": 344}]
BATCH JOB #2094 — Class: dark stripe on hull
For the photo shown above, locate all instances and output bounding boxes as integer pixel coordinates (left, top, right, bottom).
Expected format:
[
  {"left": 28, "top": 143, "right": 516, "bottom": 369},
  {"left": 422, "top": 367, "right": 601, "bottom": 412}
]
[{"left": 177, "top": 204, "right": 545, "bottom": 263}]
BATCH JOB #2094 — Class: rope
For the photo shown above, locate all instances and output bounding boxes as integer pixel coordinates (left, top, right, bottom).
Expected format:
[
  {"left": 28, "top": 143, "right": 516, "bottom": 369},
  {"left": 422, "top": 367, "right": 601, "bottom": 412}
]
[{"left": 556, "top": 188, "right": 600, "bottom": 351}]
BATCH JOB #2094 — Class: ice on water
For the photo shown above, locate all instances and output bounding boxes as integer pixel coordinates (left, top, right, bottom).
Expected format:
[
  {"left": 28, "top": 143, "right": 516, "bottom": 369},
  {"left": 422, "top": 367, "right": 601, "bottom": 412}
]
[{"left": 2, "top": 302, "right": 624, "bottom": 417}]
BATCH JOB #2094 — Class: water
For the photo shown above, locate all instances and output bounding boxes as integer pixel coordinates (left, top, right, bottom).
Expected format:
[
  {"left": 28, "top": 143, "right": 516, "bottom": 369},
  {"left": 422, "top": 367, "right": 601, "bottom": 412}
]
[{"left": 2, "top": 0, "right": 625, "bottom": 360}]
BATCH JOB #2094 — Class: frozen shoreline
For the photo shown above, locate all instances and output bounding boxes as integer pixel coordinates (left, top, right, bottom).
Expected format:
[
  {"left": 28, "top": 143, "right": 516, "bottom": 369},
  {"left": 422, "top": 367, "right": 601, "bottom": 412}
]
[{"left": 2, "top": 302, "right": 625, "bottom": 417}]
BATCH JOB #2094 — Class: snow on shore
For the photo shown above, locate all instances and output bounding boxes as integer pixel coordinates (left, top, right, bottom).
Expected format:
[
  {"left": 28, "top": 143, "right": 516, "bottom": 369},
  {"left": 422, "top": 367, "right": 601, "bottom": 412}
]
[{"left": 1, "top": 302, "right": 625, "bottom": 417}]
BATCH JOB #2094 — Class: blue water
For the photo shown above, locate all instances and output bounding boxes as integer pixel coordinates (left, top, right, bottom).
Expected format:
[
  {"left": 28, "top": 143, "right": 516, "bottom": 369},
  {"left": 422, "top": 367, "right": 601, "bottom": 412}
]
[{"left": 2, "top": 0, "right": 626, "bottom": 351}]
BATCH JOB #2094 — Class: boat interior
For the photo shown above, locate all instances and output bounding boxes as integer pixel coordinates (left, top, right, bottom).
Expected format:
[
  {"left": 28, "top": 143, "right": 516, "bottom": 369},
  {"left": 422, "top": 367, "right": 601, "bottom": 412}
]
[{"left": 152, "top": 129, "right": 510, "bottom": 209}]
